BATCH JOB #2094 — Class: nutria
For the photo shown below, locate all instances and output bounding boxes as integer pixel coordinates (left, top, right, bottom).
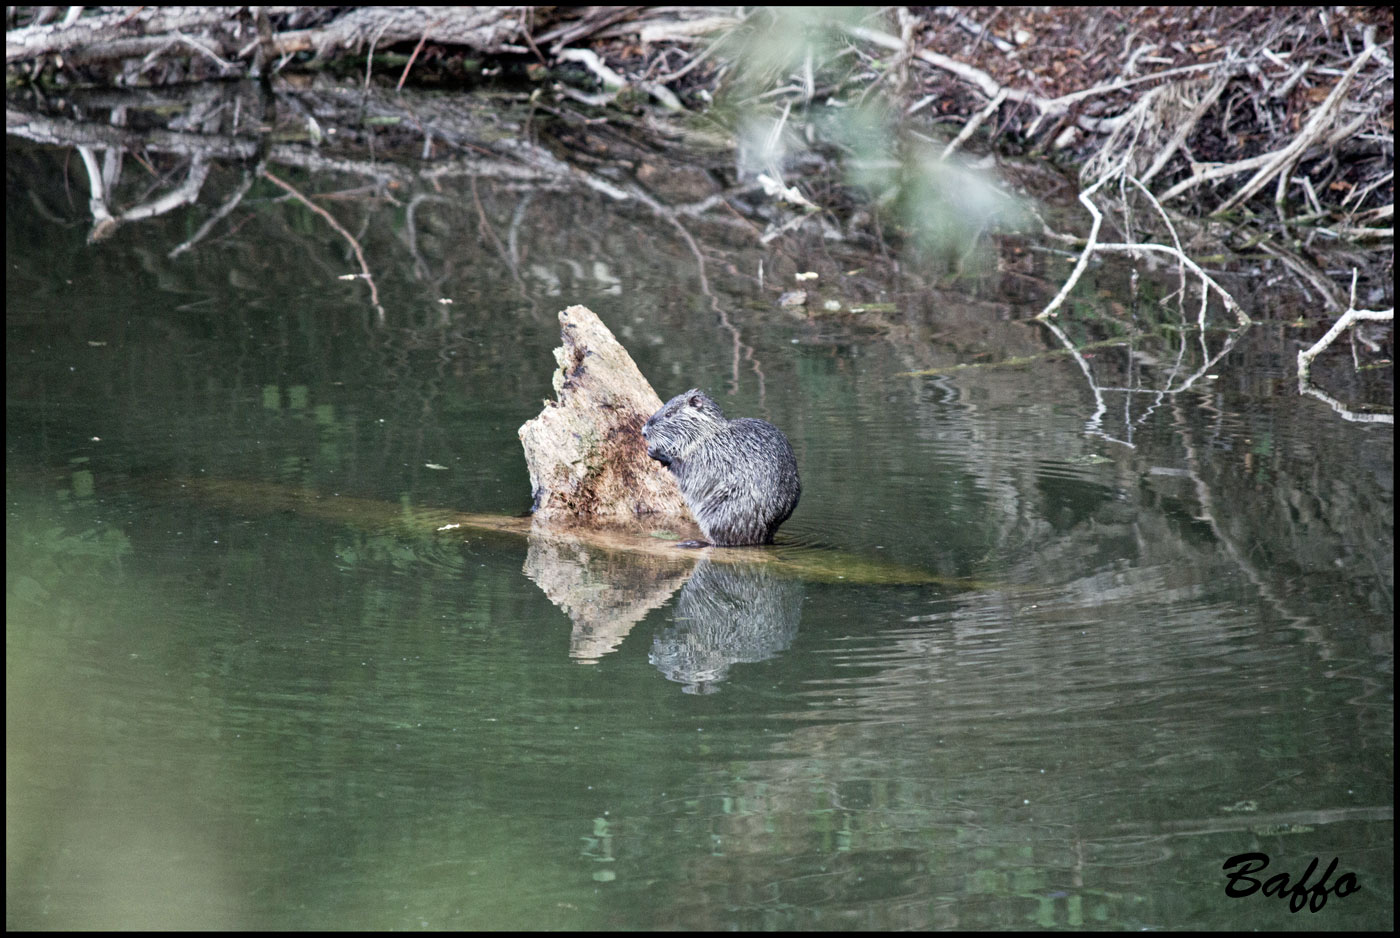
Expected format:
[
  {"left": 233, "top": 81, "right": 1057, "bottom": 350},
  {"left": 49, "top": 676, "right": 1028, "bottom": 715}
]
[{"left": 642, "top": 389, "right": 800, "bottom": 547}]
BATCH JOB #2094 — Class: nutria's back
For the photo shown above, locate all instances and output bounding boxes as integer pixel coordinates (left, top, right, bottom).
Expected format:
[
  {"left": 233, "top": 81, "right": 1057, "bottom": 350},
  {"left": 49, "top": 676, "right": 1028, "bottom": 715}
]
[{"left": 642, "top": 389, "right": 800, "bottom": 546}]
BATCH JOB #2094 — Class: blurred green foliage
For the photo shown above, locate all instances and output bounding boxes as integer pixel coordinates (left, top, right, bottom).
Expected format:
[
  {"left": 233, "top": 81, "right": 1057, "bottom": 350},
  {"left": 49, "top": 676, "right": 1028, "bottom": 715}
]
[{"left": 715, "top": 7, "right": 1028, "bottom": 264}]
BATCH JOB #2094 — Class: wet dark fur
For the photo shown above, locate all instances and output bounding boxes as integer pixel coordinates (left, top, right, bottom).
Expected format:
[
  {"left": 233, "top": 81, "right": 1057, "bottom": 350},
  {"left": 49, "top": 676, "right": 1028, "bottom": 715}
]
[{"left": 642, "top": 389, "right": 800, "bottom": 546}]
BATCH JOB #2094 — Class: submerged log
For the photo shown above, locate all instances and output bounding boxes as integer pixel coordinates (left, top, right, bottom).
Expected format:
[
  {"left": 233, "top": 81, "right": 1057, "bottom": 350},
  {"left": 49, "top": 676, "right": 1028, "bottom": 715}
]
[
  {"left": 162, "top": 475, "right": 957, "bottom": 585},
  {"left": 517, "top": 304, "right": 695, "bottom": 532}
]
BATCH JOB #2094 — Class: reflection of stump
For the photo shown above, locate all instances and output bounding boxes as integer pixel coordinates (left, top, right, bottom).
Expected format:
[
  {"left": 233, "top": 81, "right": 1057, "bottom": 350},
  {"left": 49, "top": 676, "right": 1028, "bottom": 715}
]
[
  {"left": 518, "top": 305, "right": 693, "bottom": 530},
  {"left": 522, "top": 532, "right": 694, "bottom": 663}
]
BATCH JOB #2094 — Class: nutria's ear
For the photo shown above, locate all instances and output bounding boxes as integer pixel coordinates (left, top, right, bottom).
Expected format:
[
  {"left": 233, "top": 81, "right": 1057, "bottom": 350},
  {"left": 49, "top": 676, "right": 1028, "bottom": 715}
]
[{"left": 687, "top": 391, "right": 704, "bottom": 407}]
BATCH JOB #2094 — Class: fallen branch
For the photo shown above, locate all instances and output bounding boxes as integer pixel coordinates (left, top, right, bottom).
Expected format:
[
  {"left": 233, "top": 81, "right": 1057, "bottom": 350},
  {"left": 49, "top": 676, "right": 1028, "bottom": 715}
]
[
  {"left": 1139, "top": 73, "right": 1231, "bottom": 186},
  {"left": 1297, "top": 270, "right": 1394, "bottom": 424},
  {"left": 941, "top": 88, "right": 1007, "bottom": 160},
  {"left": 1037, "top": 173, "right": 1249, "bottom": 327},
  {"left": 1212, "top": 41, "right": 1377, "bottom": 215},
  {"left": 843, "top": 21, "right": 1223, "bottom": 138}
]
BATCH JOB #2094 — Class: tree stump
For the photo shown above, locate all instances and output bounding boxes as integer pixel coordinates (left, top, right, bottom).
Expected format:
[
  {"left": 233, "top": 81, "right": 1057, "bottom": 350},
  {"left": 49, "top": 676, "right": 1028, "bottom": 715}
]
[{"left": 518, "top": 304, "right": 695, "bottom": 531}]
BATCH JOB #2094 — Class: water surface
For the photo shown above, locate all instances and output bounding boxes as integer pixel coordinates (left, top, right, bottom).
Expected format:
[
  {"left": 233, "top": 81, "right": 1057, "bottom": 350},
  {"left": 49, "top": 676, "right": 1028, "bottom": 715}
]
[{"left": 6, "top": 139, "right": 1392, "bottom": 930}]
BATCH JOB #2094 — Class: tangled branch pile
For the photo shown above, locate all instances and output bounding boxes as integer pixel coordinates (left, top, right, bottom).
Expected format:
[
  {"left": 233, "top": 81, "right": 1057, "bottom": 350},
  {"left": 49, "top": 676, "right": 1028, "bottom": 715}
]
[
  {"left": 731, "top": 7, "right": 1392, "bottom": 237},
  {"left": 6, "top": 6, "right": 1393, "bottom": 241}
]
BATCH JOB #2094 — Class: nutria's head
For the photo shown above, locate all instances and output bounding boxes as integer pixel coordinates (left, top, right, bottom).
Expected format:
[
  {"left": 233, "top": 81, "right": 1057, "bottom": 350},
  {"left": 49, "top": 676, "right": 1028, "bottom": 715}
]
[{"left": 643, "top": 389, "right": 725, "bottom": 464}]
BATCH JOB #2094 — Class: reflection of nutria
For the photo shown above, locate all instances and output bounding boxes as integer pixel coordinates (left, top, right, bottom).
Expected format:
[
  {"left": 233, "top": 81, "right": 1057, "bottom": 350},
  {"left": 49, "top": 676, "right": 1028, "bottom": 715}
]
[{"left": 642, "top": 389, "right": 800, "bottom": 547}]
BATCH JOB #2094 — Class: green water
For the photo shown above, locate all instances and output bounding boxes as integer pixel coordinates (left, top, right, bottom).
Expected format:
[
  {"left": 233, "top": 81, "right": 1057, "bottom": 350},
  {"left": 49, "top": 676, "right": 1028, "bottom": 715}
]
[{"left": 7, "top": 140, "right": 1392, "bottom": 930}]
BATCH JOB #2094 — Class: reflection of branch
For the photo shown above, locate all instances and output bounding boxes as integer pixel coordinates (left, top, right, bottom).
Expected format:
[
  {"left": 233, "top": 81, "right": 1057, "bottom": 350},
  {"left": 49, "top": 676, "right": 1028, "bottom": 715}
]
[
  {"left": 896, "top": 336, "right": 1135, "bottom": 377},
  {"left": 1167, "top": 394, "right": 1328, "bottom": 649},
  {"left": 168, "top": 166, "right": 256, "bottom": 258},
  {"left": 1300, "top": 379, "right": 1395, "bottom": 425},
  {"left": 260, "top": 168, "right": 384, "bottom": 318},
  {"left": 1036, "top": 316, "right": 1249, "bottom": 448},
  {"left": 1106, "top": 804, "right": 1392, "bottom": 840},
  {"left": 623, "top": 180, "right": 767, "bottom": 398},
  {"left": 1257, "top": 241, "right": 1345, "bottom": 309},
  {"left": 75, "top": 144, "right": 211, "bottom": 243},
  {"left": 1036, "top": 316, "right": 1112, "bottom": 442}
]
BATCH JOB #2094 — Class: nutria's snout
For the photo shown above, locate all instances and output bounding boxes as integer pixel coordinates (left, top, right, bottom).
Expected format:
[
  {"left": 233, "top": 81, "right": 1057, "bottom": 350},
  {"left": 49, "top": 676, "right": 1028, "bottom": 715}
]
[{"left": 642, "top": 419, "right": 668, "bottom": 464}]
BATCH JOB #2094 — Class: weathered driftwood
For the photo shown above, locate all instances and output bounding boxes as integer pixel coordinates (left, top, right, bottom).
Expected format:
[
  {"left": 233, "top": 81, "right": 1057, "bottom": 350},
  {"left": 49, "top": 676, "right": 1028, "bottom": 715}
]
[{"left": 518, "top": 304, "right": 695, "bottom": 532}]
